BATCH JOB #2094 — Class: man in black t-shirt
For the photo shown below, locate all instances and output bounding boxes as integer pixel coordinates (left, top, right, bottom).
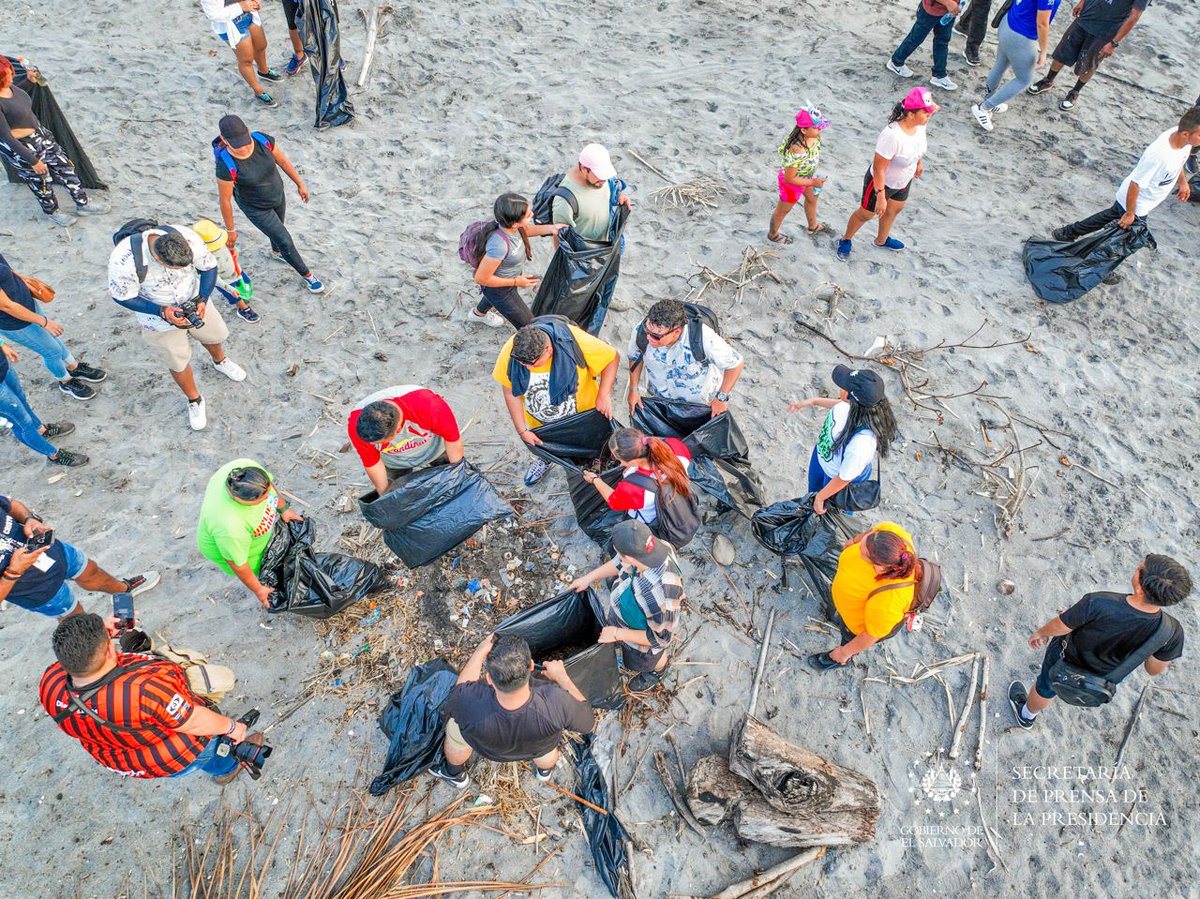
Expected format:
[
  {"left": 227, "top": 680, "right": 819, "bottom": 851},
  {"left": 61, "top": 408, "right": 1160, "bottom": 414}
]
[
  {"left": 1010, "top": 554, "right": 1190, "bottom": 729},
  {"left": 429, "top": 634, "right": 595, "bottom": 789}
]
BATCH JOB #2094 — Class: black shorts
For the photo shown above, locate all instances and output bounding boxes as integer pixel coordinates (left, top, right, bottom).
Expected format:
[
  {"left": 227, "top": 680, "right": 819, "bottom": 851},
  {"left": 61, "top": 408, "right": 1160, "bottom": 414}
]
[
  {"left": 620, "top": 644, "right": 666, "bottom": 674},
  {"left": 283, "top": 0, "right": 300, "bottom": 30},
  {"left": 1051, "top": 20, "right": 1110, "bottom": 76},
  {"left": 860, "top": 171, "right": 910, "bottom": 212}
]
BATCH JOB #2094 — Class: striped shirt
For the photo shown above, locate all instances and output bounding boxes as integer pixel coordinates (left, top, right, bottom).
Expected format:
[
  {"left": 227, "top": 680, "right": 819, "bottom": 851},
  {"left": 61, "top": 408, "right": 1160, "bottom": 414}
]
[
  {"left": 39, "top": 654, "right": 206, "bottom": 778},
  {"left": 599, "top": 547, "right": 686, "bottom": 652}
]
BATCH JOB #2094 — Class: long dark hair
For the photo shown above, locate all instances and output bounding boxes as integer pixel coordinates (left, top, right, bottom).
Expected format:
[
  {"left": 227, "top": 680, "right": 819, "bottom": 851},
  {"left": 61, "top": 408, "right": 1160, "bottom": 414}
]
[
  {"left": 830, "top": 398, "right": 898, "bottom": 459},
  {"left": 888, "top": 102, "right": 919, "bottom": 124},
  {"left": 608, "top": 427, "right": 691, "bottom": 498},
  {"left": 864, "top": 530, "right": 918, "bottom": 581},
  {"left": 473, "top": 192, "right": 529, "bottom": 262},
  {"left": 779, "top": 125, "right": 817, "bottom": 157}
]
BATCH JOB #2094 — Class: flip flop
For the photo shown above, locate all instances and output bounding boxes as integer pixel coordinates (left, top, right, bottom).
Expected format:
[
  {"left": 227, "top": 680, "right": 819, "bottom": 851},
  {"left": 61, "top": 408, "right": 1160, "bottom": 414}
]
[
  {"left": 807, "top": 223, "right": 833, "bottom": 236},
  {"left": 768, "top": 232, "right": 795, "bottom": 245}
]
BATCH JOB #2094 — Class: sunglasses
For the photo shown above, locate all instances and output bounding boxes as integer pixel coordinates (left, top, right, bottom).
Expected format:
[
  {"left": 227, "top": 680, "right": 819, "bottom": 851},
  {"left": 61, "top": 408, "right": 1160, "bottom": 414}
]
[{"left": 645, "top": 325, "right": 680, "bottom": 341}]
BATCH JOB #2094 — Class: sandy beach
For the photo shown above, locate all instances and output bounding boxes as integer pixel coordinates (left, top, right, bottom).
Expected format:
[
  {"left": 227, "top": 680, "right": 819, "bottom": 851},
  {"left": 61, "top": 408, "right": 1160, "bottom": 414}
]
[{"left": 1, "top": 0, "right": 1198, "bottom": 896}]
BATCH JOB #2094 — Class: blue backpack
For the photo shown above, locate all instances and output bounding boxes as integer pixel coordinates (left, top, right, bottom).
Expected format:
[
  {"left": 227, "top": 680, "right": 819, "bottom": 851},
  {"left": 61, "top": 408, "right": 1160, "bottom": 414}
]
[{"left": 212, "top": 132, "right": 272, "bottom": 182}]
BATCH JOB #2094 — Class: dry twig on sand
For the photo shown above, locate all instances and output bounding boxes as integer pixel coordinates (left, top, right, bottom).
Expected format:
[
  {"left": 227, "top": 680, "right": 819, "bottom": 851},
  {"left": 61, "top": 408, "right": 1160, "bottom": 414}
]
[
  {"left": 651, "top": 177, "right": 728, "bottom": 209},
  {"left": 670, "top": 847, "right": 827, "bottom": 899},
  {"left": 975, "top": 654, "right": 991, "bottom": 772},
  {"left": 1112, "top": 684, "right": 1154, "bottom": 778},
  {"left": 688, "top": 246, "right": 783, "bottom": 304},
  {"left": 948, "top": 653, "right": 981, "bottom": 760}
]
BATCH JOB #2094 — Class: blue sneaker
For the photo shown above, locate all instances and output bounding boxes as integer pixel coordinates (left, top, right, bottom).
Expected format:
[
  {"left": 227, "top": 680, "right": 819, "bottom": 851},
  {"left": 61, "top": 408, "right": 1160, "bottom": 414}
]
[
  {"left": 836, "top": 238, "right": 852, "bottom": 261},
  {"left": 524, "top": 458, "right": 551, "bottom": 486},
  {"left": 285, "top": 53, "right": 306, "bottom": 76},
  {"left": 874, "top": 237, "right": 906, "bottom": 251},
  {"left": 255, "top": 91, "right": 279, "bottom": 108},
  {"left": 236, "top": 304, "right": 261, "bottom": 324},
  {"left": 304, "top": 275, "right": 325, "bottom": 294}
]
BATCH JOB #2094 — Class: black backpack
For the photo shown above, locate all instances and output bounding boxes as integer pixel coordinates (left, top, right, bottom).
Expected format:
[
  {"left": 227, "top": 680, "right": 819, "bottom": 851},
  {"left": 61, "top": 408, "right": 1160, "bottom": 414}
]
[
  {"left": 531, "top": 173, "right": 580, "bottom": 225},
  {"left": 112, "top": 219, "right": 182, "bottom": 283},
  {"left": 630, "top": 302, "right": 720, "bottom": 369},
  {"left": 624, "top": 472, "right": 701, "bottom": 548}
]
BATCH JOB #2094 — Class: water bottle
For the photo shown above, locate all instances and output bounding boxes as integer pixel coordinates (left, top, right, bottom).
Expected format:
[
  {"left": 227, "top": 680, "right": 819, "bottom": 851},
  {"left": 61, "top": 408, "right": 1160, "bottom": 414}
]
[
  {"left": 939, "top": 10, "right": 956, "bottom": 25},
  {"left": 812, "top": 173, "right": 827, "bottom": 195}
]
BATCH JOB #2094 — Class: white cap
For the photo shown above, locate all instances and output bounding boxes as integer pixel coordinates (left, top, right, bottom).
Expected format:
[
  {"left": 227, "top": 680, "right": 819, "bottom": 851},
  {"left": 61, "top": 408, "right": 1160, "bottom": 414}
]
[{"left": 578, "top": 143, "right": 617, "bottom": 181}]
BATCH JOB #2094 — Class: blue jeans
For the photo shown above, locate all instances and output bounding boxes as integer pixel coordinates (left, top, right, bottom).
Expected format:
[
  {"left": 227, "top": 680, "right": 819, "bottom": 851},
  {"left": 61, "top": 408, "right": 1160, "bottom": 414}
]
[
  {"left": 0, "top": 366, "right": 57, "bottom": 457},
  {"left": 170, "top": 737, "right": 239, "bottom": 778},
  {"left": 4, "top": 307, "right": 76, "bottom": 380},
  {"left": 1034, "top": 636, "right": 1068, "bottom": 700},
  {"left": 806, "top": 445, "right": 873, "bottom": 495},
  {"left": 586, "top": 273, "right": 618, "bottom": 335},
  {"left": 891, "top": 6, "right": 954, "bottom": 79},
  {"left": 26, "top": 540, "right": 88, "bottom": 617},
  {"left": 476, "top": 285, "right": 533, "bottom": 328}
]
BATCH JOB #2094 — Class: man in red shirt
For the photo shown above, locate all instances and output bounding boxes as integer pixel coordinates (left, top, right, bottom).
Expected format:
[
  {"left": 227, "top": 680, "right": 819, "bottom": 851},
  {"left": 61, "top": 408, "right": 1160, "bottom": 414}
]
[
  {"left": 347, "top": 385, "right": 464, "bottom": 493},
  {"left": 40, "top": 613, "right": 262, "bottom": 781}
]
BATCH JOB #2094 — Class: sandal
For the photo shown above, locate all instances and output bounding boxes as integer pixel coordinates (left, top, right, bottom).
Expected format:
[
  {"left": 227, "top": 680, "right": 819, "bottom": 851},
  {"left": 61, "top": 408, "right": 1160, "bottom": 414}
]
[
  {"left": 767, "top": 232, "right": 794, "bottom": 245},
  {"left": 807, "top": 222, "right": 833, "bottom": 236}
]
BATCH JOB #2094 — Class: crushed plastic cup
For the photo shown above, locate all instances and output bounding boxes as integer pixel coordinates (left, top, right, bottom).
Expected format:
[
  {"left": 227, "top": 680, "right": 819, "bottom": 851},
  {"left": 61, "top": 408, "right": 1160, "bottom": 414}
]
[{"left": 466, "top": 579, "right": 482, "bottom": 594}]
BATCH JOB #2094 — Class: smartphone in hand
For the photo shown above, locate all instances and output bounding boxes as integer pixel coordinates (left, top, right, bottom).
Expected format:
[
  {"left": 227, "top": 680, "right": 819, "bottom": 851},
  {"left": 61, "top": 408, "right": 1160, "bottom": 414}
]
[{"left": 112, "top": 592, "right": 135, "bottom": 634}]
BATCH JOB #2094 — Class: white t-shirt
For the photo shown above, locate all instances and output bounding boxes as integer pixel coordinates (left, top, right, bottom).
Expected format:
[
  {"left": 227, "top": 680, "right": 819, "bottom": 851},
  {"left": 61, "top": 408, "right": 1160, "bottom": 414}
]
[
  {"left": 108, "top": 226, "right": 218, "bottom": 333},
  {"left": 875, "top": 123, "right": 927, "bottom": 189},
  {"left": 1117, "top": 128, "right": 1190, "bottom": 217},
  {"left": 815, "top": 402, "right": 878, "bottom": 481},
  {"left": 630, "top": 324, "right": 744, "bottom": 405}
]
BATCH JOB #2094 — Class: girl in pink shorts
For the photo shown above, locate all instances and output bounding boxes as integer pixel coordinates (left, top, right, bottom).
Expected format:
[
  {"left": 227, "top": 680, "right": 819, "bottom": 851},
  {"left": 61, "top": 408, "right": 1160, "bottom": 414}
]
[{"left": 769, "top": 106, "right": 830, "bottom": 244}]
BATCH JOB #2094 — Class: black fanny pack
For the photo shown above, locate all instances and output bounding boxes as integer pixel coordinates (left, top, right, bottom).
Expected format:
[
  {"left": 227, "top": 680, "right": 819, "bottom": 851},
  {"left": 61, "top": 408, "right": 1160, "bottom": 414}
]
[{"left": 1048, "top": 614, "right": 1177, "bottom": 708}]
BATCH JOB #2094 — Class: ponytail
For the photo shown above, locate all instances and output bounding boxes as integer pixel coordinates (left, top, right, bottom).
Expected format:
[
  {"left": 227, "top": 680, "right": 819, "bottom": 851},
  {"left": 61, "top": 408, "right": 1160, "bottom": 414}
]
[
  {"left": 608, "top": 427, "right": 692, "bottom": 499},
  {"left": 864, "top": 530, "right": 917, "bottom": 581},
  {"left": 888, "top": 102, "right": 911, "bottom": 124}
]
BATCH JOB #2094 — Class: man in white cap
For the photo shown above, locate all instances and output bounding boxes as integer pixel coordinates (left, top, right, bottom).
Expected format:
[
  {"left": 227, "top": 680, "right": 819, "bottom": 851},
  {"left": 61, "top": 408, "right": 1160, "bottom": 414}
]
[{"left": 550, "top": 144, "right": 633, "bottom": 333}]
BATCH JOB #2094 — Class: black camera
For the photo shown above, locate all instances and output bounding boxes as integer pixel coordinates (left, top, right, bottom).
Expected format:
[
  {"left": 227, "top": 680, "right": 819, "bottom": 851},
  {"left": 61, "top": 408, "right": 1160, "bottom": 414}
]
[
  {"left": 176, "top": 297, "right": 205, "bottom": 330},
  {"left": 214, "top": 708, "right": 272, "bottom": 779},
  {"left": 24, "top": 528, "right": 54, "bottom": 550}
]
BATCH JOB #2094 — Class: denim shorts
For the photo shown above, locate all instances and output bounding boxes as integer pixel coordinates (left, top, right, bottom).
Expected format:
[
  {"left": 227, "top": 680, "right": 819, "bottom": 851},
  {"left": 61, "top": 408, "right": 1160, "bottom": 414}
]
[
  {"left": 27, "top": 540, "right": 88, "bottom": 618},
  {"left": 169, "top": 737, "right": 239, "bottom": 778},
  {"left": 1034, "top": 636, "right": 1068, "bottom": 700}
]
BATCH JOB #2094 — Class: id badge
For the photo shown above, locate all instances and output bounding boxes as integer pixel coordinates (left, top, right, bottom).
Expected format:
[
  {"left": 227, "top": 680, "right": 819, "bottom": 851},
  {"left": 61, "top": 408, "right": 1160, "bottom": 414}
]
[{"left": 32, "top": 553, "right": 56, "bottom": 573}]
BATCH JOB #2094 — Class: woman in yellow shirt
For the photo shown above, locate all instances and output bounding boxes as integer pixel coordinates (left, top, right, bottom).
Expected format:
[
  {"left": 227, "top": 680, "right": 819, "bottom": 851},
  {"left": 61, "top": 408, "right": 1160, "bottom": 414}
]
[{"left": 810, "top": 521, "right": 918, "bottom": 670}]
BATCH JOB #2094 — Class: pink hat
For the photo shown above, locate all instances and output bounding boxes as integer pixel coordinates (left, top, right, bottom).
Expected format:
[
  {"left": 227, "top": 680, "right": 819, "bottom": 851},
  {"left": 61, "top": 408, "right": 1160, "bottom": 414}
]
[
  {"left": 795, "top": 106, "right": 829, "bottom": 130},
  {"left": 902, "top": 86, "right": 940, "bottom": 113},
  {"left": 579, "top": 143, "right": 617, "bottom": 180}
]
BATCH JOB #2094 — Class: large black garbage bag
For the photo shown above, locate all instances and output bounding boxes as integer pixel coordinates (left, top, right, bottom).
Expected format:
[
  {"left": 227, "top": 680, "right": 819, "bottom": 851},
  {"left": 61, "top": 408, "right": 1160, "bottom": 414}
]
[
  {"left": 572, "top": 735, "right": 633, "bottom": 899},
  {"left": 369, "top": 659, "right": 458, "bottom": 795},
  {"left": 1023, "top": 221, "right": 1156, "bottom": 304},
  {"left": 630, "top": 396, "right": 712, "bottom": 441},
  {"left": 529, "top": 410, "right": 625, "bottom": 546},
  {"left": 259, "top": 518, "right": 385, "bottom": 618},
  {"left": 2, "top": 79, "right": 107, "bottom": 190},
  {"left": 496, "top": 588, "right": 622, "bottom": 706},
  {"left": 359, "top": 461, "right": 513, "bottom": 568},
  {"left": 299, "top": 0, "right": 355, "bottom": 129},
  {"left": 751, "top": 494, "right": 856, "bottom": 604},
  {"left": 566, "top": 467, "right": 627, "bottom": 548},
  {"left": 532, "top": 206, "right": 630, "bottom": 331}
]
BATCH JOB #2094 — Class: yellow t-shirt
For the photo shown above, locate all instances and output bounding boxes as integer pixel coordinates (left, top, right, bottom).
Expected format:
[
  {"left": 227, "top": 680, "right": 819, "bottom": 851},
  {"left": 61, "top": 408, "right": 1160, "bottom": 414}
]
[
  {"left": 492, "top": 325, "right": 618, "bottom": 428},
  {"left": 831, "top": 521, "right": 917, "bottom": 638}
]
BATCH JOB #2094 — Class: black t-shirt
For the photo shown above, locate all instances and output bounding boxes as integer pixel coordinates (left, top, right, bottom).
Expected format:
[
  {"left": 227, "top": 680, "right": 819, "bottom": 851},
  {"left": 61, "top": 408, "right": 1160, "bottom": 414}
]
[
  {"left": 215, "top": 134, "right": 285, "bottom": 210},
  {"left": 1077, "top": 0, "right": 1150, "bottom": 37},
  {"left": 444, "top": 680, "right": 595, "bottom": 762},
  {"left": 0, "top": 496, "right": 70, "bottom": 609},
  {"left": 1061, "top": 591, "right": 1184, "bottom": 675},
  {"left": 0, "top": 253, "right": 36, "bottom": 331}
]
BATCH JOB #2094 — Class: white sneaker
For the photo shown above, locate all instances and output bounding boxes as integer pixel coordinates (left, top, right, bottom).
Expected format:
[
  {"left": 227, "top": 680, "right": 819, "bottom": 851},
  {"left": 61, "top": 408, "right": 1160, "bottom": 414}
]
[
  {"left": 930, "top": 75, "right": 957, "bottom": 91},
  {"left": 971, "top": 103, "right": 994, "bottom": 132},
  {"left": 465, "top": 307, "right": 504, "bottom": 328},
  {"left": 992, "top": 103, "right": 1009, "bottom": 114},
  {"left": 187, "top": 397, "right": 207, "bottom": 431},
  {"left": 212, "top": 357, "right": 247, "bottom": 382},
  {"left": 886, "top": 60, "right": 915, "bottom": 78}
]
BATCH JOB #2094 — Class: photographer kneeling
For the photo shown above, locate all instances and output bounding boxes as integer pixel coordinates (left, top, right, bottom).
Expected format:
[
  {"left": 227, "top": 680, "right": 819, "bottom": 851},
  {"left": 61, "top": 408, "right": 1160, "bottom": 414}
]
[{"left": 39, "top": 613, "right": 264, "bottom": 783}]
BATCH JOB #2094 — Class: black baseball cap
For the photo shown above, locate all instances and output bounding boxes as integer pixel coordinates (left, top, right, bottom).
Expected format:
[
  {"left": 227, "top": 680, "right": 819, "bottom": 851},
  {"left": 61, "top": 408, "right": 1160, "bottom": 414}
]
[
  {"left": 611, "top": 520, "right": 670, "bottom": 567},
  {"left": 832, "top": 364, "right": 886, "bottom": 407},
  {"left": 218, "top": 114, "right": 252, "bottom": 149}
]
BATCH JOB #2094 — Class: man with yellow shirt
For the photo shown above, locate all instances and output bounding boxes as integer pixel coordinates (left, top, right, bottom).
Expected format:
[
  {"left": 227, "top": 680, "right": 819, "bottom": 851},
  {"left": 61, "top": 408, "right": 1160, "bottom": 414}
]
[
  {"left": 809, "top": 521, "right": 919, "bottom": 670},
  {"left": 493, "top": 316, "right": 619, "bottom": 486}
]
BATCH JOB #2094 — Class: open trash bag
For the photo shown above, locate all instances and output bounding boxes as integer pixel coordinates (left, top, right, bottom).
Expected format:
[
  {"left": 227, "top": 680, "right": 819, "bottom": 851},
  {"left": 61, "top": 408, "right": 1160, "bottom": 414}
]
[
  {"left": 751, "top": 493, "right": 856, "bottom": 603},
  {"left": 532, "top": 205, "right": 630, "bottom": 331},
  {"left": 2, "top": 78, "right": 106, "bottom": 190},
  {"left": 632, "top": 397, "right": 764, "bottom": 518},
  {"left": 572, "top": 735, "right": 633, "bottom": 899},
  {"left": 369, "top": 658, "right": 458, "bottom": 795},
  {"left": 529, "top": 410, "right": 626, "bottom": 547},
  {"left": 496, "top": 588, "right": 622, "bottom": 707},
  {"left": 359, "top": 461, "right": 513, "bottom": 568},
  {"left": 259, "top": 517, "right": 385, "bottom": 618},
  {"left": 1023, "top": 221, "right": 1156, "bottom": 304},
  {"left": 298, "top": 0, "right": 354, "bottom": 129}
]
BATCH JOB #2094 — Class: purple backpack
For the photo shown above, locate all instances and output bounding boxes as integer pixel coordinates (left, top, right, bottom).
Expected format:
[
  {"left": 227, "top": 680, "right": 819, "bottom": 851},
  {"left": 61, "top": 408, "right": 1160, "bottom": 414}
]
[{"left": 457, "top": 222, "right": 512, "bottom": 270}]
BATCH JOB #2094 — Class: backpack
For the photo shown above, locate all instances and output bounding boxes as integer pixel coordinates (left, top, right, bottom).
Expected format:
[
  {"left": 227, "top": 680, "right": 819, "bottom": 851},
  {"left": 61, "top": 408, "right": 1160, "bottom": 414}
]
[
  {"left": 112, "top": 219, "right": 182, "bottom": 284},
  {"left": 866, "top": 558, "right": 944, "bottom": 634},
  {"left": 630, "top": 302, "right": 721, "bottom": 369},
  {"left": 211, "top": 132, "right": 272, "bottom": 183},
  {"left": 531, "top": 173, "right": 580, "bottom": 225},
  {"left": 624, "top": 472, "right": 702, "bottom": 549},
  {"left": 457, "top": 221, "right": 514, "bottom": 270}
]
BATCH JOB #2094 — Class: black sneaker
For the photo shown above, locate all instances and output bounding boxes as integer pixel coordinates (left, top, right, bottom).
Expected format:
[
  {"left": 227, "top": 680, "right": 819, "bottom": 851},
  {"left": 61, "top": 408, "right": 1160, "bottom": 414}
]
[
  {"left": 69, "top": 362, "right": 107, "bottom": 383},
  {"left": 628, "top": 671, "right": 662, "bottom": 692},
  {"left": 58, "top": 378, "right": 97, "bottom": 400},
  {"left": 1008, "top": 681, "right": 1037, "bottom": 730},
  {"left": 1051, "top": 227, "right": 1072, "bottom": 242},
  {"left": 428, "top": 763, "right": 469, "bottom": 789},
  {"left": 1027, "top": 78, "right": 1054, "bottom": 95},
  {"left": 961, "top": 47, "right": 980, "bottom": 66},
  {"left": 257, "top": 68, "right": 284, "bottom": 82},
  {"left": 48, "top": 448, "right": 89, "bottom": 467},
  {"left": 808, "top": 652, "right": 842, "bottom": 672},
  {"left": 41, "top": 422, "right": 75, "bottom": 440}
]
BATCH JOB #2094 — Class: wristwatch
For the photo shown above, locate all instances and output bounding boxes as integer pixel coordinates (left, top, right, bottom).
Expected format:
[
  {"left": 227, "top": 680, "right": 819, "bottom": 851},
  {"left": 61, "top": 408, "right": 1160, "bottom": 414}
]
[
  {"left": 715, "top": 391, "right": 731, "bottom": 402},
  {"left": 1110, "top": 40, "right": 1120, "bottom": 48}
]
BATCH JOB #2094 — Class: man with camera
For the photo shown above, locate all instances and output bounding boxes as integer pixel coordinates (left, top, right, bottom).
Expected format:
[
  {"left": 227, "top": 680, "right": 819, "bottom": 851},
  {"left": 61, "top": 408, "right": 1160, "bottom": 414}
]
[
  {"left": 108, "top": 223, "right": 247, "bottom": 431},
  {"left": 40, "top": 612, "right": 265, "bottom": 781},
  {"left": 0, "top": 494, "right": 159, "bottom": 619}
]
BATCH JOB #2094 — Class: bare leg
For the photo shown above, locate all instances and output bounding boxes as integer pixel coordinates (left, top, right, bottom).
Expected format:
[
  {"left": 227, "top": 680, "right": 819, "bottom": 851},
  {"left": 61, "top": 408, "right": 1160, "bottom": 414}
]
[
  {"left": 768, "top": 201, "right": 795, "bottom": 240},
  {"left": 235, "top": 39, "right": 265, "bottom": 94},
  {"left": 875, "top": 199, "right": 907, "bottom": 244},
  {"left": 1024, "top": 685, "right": 1054, "bottom": 715},
  {"left": 251, "top": 25, "right": 269, "bottom": 74},
  {"left": 802, "top": 187, "right": 821, "bottom": 231},
  {"left": 73, "top": 560, "right": 129, "bottom": 594},
  {"left": 169, "top": 365, "right": 201, "bottom": 401},
  {"left": 442, "top": 737, "right": 473, "bottom": 767},
  {"left": 290, "top": 28, "right": 304, "bottom": 56},
  {"left": 842, "top": 207, "right": 875, "bottom": 240},
  {"left": 531, "top": 747, "right": 561, "bottom": 771},
  {"left": 202, "top": 342, "right": 228, "bottom": 365}
]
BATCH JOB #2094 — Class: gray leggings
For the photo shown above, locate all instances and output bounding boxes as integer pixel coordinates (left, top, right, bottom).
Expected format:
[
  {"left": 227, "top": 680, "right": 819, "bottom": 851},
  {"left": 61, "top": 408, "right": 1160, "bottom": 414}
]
[{"left": 983, "top": 19, "right": 1039, "bottom": 111}]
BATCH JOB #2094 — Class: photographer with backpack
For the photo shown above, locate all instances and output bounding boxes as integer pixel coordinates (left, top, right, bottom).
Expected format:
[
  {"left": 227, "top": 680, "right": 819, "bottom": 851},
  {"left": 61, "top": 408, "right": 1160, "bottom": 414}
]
[
  {"left": 627, "top": 299, "right": 744, "bottom": 417},
  {"left": 1009, "top": 554, "right": 1190, "bottom": 729}
]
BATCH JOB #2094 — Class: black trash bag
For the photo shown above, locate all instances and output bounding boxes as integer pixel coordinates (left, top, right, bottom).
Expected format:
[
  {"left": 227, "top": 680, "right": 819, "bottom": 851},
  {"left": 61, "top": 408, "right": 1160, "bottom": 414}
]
[
  {"left": 630, "top": 396, "right": 713, "bottom": 441},
  {"left": 1023, "top": 221, "right": 1156, "bottom": 304},
  {"left": 572, "top": 735, "right": 633, "bottom": 899},
  {"left": 369, "top": 658, "right": 458, "bottom": 795},
  {"left": 566, "top": 467, "right": 627, "bottom": 548},
  {"left": 298, "top": 0, "right": 355, "bottom": 129},
  {"left": 532, "top": 205, "right": 630, "bottom": 331},
  {"left": 2, "top": 78, "right": 107, "bottom": 190},
  {"left": 528, "top": 409, "right": 620, "bottom": 472},
  {"left": 690, "top": 456, "right": 765, "bottom": 519},
  {"left": 751, "top": 493, "right": 856, "bottom": 603},
  {"left": 260, "top": 517, "right": 385, "bottom": 619},
  {"left": 359, "top": 461, "right": 513, "bottom": 568},
  {"left": 496, "top": 588, "right": 622, "bottom": 707}
]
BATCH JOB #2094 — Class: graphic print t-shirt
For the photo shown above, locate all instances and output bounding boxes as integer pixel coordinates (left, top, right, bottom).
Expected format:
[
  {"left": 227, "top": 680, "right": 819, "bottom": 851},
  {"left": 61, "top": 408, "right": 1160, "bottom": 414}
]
[
  {"left": 630, "top": 324, "right": 743, "bottom": 405},
  {"left": 195, "top": 458, "right": 279, "bottom": 576},
  {"left": 0, "top": 496, "right": 70, "bottom": 609},
  {"left": 347, "top": 386, "right": 460, "bottom": 471},
  {"left": 815, "top": 402, "right": 878, "bottom": 481},
  {"left": 108, "top": 226, "right": 217, "bottom": 333},
  {"left": 492, "top": 325, "right": 618, "bottom": 428}
]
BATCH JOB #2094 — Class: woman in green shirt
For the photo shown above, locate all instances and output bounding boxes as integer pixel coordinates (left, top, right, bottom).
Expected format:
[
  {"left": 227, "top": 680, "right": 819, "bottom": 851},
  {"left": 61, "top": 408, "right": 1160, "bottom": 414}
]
[{"left": 196, "top": 459, "right": 303, "bottom": 607}]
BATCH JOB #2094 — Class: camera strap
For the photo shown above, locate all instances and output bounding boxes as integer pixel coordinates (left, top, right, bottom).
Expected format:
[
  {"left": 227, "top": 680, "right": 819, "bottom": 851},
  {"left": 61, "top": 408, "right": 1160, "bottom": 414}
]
[{"left": 51, "top": 659, "right": 166, "bottom": 734}]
